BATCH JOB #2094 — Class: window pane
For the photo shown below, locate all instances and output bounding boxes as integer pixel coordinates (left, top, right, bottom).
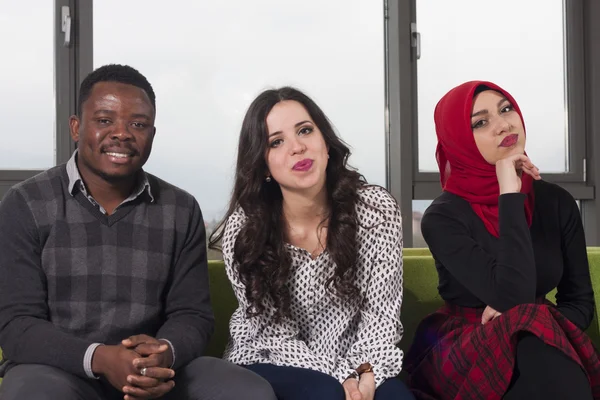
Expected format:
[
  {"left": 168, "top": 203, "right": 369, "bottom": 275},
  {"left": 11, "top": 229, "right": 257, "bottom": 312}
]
[
  {"left": 94, "top": 1, "right": 386, "bottom": 243},
  {"left": 417, "top": 1, "right": 567, "bottom": 173},
  {"left": 412, "top": 199, "right": 433, "bottom": 248},
  {"left": 0, "top": 3, "right": 55, "bottom": 169}
]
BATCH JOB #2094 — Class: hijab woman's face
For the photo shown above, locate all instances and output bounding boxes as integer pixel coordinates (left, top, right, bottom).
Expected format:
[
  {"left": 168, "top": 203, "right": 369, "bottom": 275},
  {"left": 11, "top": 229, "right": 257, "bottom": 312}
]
[{"left": 471, "top": 90, "right": 526, "bottom": 165}]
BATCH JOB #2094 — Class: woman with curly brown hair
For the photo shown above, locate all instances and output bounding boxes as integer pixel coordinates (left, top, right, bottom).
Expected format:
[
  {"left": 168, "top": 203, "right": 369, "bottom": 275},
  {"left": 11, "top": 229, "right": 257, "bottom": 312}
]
[{"left": 209, "top": 87, "right": 413, "bottom": 400}]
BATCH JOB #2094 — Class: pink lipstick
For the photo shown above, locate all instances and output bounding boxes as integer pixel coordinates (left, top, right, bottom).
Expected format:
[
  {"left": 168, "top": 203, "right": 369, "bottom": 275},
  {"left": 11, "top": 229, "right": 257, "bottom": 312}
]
[
  {"left": 499, "top": 134, "right": 518, "bottom": 148},
  {"left": 293, "top": 159, "right": 313, "bottom": 171}
]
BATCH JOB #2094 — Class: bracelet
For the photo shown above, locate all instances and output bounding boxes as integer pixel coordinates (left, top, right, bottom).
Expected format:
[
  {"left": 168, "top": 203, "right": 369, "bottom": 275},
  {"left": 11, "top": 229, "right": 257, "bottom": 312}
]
[{"left": 345, "top": 362, "right": 374, "bottom": 381}]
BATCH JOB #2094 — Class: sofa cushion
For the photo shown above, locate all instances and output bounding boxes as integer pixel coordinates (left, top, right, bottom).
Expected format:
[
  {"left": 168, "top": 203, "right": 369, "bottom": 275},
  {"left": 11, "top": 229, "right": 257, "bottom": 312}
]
[{"left": 205, "top": 250, "right": 600, "bottom": 357}]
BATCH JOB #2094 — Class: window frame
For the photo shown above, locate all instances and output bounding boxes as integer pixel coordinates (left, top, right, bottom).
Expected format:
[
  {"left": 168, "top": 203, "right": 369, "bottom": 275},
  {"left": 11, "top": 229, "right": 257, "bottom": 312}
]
[
  {"left": 412, "top": 1, "right": 587, "bottom": 190},
  {"left": 2, "top": 0, "right": 598, "bottom": 248},
  {"left": 581, "top": 0, "right": 600, "bottom": 246},
  {"left": 388, "top": 0, "right": 598, "bottom": 246}
]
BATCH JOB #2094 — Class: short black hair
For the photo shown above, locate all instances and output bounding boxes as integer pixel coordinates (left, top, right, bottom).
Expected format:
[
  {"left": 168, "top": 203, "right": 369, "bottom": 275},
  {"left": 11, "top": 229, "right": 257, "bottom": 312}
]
[{"left": 78, "top": 64, "right": 156, "bottom": 116}]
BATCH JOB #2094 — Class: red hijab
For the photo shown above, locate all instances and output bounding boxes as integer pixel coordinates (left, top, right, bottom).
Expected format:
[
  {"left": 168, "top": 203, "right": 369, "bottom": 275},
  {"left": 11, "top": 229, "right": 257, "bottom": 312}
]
[{"left": 434, "top": 80, "right": 535, "bottom": 237}]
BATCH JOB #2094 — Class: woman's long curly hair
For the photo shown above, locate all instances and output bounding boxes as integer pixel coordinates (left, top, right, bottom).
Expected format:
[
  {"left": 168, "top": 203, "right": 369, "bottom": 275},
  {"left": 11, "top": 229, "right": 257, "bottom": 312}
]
[{"left": 209, "top": 87, "right": 366, "bottom": 322}]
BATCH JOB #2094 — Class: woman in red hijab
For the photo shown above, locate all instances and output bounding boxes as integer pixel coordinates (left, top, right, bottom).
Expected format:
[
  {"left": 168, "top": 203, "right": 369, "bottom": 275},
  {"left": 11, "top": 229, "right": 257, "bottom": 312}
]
[{"left": 404, "top": 81, "right": 600, "bottom": 399}]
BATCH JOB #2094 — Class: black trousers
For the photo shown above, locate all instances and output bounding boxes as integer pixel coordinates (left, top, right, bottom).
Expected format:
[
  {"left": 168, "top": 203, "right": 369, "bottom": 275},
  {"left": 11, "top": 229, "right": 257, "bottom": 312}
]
[{"left": 503, "top": 333, "right": 593, "bottom": 400}]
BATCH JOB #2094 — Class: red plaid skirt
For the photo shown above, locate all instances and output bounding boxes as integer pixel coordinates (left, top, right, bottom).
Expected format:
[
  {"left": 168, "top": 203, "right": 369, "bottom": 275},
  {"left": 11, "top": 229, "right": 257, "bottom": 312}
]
[{"left": 404, "top": 301, "right": 600, "bottom": 400}]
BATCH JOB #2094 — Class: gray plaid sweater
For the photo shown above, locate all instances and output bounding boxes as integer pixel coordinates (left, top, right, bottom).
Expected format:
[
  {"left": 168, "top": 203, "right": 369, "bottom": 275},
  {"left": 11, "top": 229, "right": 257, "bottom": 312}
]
[{"left": 0, "top": 163, "right": 214, "bottom": 378}]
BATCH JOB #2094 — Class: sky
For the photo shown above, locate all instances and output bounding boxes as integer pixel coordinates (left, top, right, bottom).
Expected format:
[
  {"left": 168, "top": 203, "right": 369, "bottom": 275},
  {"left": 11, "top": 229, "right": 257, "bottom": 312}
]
[
  {"left": 93, "top": 0, "right": 386, "bottom": 222},
  {"left": 1, "top": 3, "right": 55, "bottom": 168},
  {"left": 2, "top": 1, "right": 567, "bottom": 221}
]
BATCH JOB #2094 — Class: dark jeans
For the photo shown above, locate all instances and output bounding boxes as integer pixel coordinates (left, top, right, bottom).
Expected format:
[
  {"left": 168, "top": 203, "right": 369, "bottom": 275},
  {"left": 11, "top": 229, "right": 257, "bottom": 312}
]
[
  {"left": 244, "top": 363, "right": 415, "bottom": 400},
  {"left": 0, "top": 356, "right": 276, "bottom": 400}
]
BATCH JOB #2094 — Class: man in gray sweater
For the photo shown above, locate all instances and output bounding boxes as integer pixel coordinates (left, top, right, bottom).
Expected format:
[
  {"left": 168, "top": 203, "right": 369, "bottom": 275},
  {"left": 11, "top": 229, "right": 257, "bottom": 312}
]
[{"left": 0, "top": 64, "right": 276, "bottom": 400}]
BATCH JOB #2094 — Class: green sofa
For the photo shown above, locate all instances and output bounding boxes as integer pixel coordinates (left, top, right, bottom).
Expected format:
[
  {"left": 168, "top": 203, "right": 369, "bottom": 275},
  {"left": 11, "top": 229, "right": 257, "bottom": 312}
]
[
  {"left": 205, "top": 248, "right": 600, "bottom": 358},
  {"left": 1, "top": 248, "right": 599, "bottom": 385}
]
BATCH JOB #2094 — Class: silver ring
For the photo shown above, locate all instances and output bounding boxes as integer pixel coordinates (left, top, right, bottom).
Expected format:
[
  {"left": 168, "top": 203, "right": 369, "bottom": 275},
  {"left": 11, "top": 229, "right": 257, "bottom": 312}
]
[{"left": 140, "top": 367, "right": 147, "bottom": 376}]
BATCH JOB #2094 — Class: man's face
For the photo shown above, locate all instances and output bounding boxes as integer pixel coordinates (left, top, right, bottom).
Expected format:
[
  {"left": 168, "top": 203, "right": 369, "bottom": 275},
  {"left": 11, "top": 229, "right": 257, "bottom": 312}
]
[{"left": 69, "top": 81, "right": 156, "bottom": 182}]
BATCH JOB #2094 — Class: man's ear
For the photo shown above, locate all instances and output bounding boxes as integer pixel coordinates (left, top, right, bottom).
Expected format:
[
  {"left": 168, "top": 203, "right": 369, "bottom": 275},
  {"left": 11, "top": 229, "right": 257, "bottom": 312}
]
[{"left": 69, "top": 115, "right": 80, "bottom": 143}]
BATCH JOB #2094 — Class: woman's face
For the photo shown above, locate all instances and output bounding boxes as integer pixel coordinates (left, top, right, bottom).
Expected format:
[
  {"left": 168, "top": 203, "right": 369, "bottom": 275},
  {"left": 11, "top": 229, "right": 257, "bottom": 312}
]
[
  {"left": 471, "top": 90, "right": 526, "bottom": 165},
  {"left": 264, "top": 100, "right": 329, "bottom": 194}
]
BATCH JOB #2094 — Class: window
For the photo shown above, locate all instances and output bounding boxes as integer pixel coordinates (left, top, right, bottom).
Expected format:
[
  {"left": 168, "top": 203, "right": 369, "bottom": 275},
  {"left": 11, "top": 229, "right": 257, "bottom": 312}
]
[
  {"left": 1, "top": 3, "right": 55, "bottom": 170},
  {"left": 94, "top": 0, "right": 387, "bottom": 239},
  {"left": 412, "top": 200, "right": 432, "bottom": 248},
  {"left": 3, "top": 1, "right": 598, "bottom": 247},
  {"left": 416, "top": 0, "right": 569, "bottom": 173}
]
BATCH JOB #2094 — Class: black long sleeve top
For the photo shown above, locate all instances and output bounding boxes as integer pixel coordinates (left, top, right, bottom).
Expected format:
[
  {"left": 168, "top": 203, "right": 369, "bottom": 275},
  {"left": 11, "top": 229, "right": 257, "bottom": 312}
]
[{"left": 421, "top": 179, "right": 595, "bottom": 331}]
